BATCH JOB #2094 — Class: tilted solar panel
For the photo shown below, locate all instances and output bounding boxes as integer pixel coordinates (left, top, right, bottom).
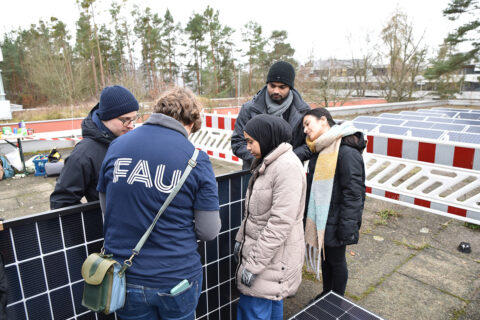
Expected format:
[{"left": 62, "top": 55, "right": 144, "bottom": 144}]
[
  {"left": 409, "top": 128, "right": 445, "bottom": 139},
  {"left": 466, "top": 126, "right": 480, "bottom": 133},
  {"left": 403, "top": 121, "right": 434, "bottom": 129},
  {"left": 352, "top": 122, "right": 378, "bottom": 132},
  {"left": 451, "top": 119, "right": 480, "bottom": 126},
  {"left": 425, "top": 117, "right": 453, "bottom": 123},
  {"left": 431, "top": 123, "right": 467, "bottom": 132},
  {"left": 376, "top": 118, "right": 405, "bottom": 125},
  {"left": 378, "top": 126, "right": 409, "bottom": 135},
  {"left": 456, "top": 113, "right": 480, "bottom": 120},
  {"left": 446, "top": 132, "right": 480, "bottom": 145},
  {"left": 289, "top": 291, "right": 384, "bottom": 320},
  {"left": 353, "top": 116, "right": 380, "bottom": 123}
]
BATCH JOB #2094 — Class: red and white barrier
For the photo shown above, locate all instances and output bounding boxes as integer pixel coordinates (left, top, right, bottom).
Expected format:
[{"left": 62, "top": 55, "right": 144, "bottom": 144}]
[{"left": 366, "top": 134, "right": 480, "bottom": 170}]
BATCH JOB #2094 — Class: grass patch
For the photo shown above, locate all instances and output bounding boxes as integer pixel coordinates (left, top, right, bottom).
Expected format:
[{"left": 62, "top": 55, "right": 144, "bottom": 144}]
[
  {"left": 374, "top": 209, "right": 400, "bottom": 226},
  {"left": 464, "top": 222, "right": 480, "bottom": 230},
  {"left": 393, "top": 239, "right": 430, "bottom": 251},
  {"left": 302, "top": 265, "right": 319, "bottom": 282}
]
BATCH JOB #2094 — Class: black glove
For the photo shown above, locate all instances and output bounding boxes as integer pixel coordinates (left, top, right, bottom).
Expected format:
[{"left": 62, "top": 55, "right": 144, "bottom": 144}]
[
  {"left": 241, "top": 268, "right": 256, "bottom": 287},
  {"left": 233, "top": 241, "right": 241, "bottom": 264}
]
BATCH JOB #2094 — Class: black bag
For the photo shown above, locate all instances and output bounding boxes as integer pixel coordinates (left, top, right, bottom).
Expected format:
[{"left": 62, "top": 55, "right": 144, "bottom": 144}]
[{"left": 48, "top": 148, "right": 61, "bottom": 163}]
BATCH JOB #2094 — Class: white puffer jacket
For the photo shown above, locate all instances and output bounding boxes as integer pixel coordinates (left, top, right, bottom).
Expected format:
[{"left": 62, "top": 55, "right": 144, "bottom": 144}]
[{"left": 235, "top": 143, "right": 306, "bottom": 300}]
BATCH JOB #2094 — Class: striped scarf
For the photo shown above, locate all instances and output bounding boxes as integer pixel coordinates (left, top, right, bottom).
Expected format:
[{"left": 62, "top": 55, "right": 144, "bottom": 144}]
[{"left": 305, "top": 121, "right": 357, "bottom": 279}]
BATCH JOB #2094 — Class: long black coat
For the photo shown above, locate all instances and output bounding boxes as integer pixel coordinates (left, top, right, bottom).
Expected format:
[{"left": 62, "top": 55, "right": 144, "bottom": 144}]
[
  {"left": 50, "top": 105, "right": 116, "bottom": 209},
  {"left": 305, "top": 132, "right": 366, "bottom": 247},
  {"left": 231, "top": 86, "right": 311, "bottom": 169}
]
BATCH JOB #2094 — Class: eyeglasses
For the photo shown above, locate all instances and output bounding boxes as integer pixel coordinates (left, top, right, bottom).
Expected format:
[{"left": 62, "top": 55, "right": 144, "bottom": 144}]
[{"left": 117, "top": 116, "right": 139, "bottom": 127}]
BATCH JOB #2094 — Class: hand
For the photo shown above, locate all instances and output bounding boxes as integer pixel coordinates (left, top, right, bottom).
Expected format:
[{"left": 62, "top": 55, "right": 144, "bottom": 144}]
[
  {"left": 233, "top": 242, "right": 241, "bottom": 264},
  {"left": 241, "top": 268, "right": 256, "bottom": 287}
]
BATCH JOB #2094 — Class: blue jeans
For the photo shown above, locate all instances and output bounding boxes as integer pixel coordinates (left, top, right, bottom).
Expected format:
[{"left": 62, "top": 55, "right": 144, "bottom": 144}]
[
  {"left": 237, "top": 294, "right": 283, "bottom": 320},
  {"left": 116, "top": 276, "right": 202, "bottom": 320}
]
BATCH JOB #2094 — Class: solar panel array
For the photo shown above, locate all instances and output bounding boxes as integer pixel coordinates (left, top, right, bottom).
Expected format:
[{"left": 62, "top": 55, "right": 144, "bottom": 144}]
[
  {"left": 289, "top": 291, "right": 384, "bottom": 320},
  {"left": 1, "top": 171, "right": 249, "bottom": 320},
  {"left": 353, "top": 107, "right": 480, "bottom": 145}
]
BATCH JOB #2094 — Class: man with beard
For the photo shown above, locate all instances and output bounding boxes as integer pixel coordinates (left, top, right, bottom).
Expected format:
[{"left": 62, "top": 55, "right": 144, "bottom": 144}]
[
  {"left": 231, "top": 61, "right": 311, "bottom": 169},
  {"left": 50, "top": 85, "right": 139, "bottom": 209}
]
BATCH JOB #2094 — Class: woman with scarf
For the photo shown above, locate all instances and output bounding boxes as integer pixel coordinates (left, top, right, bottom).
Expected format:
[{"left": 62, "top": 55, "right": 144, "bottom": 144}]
[
  {"left": 234, "top": 114, "right": 306, "bottom": 320},
  {"left": 303, "top": 108, "right": 366, "bottom": 300}
]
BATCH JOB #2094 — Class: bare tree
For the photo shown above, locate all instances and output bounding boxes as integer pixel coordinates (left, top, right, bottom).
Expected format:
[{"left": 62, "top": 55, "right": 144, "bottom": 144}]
[{"left": 376, "top": 10, "right": 427, "bottom": 102}]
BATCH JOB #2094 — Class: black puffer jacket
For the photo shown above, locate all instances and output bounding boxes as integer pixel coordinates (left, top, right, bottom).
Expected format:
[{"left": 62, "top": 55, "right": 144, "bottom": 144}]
[
  {"left": 305, "top": 131, "right": 366, "bottom": 247},
  {"left": 50, "top": 105, "right": 116, "bottom": 209},
  {"left": 231, "top": 86, "right": 311, "bottom": 169}
]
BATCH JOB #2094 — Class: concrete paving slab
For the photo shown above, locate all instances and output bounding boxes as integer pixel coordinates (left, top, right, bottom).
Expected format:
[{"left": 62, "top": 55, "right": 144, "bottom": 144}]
[
  {"left": 346, "top": 233, "right": 413, "bottom": 299},
  {"left": 429, "top": 218, "right": 480, "bottom": 262},
  {"left": 458, "top": 287, "right": 480, "bottom": 320},
  {"left": 398, "top": 247, "right": 480, "bottom": 299},
  {"left": 361, "top": 272, "right": 464, "bottom": 320}
]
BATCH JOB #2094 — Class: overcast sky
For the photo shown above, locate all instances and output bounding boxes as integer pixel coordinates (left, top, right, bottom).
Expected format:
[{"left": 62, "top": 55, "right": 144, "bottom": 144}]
[{"left": 0, "top": 0, "right": 458, "bottom": 63}]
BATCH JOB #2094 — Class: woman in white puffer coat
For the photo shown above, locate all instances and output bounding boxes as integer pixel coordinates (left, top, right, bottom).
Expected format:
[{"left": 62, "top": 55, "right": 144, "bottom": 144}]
[{"left": 234, "top": 114, "right": 306, "bottom": 320}]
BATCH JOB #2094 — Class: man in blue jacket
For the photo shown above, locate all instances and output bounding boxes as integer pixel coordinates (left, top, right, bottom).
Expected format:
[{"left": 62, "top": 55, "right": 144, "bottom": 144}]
[
  {"left": 231, "top": 61, "right": 311, "bottom": 169},
  {"left": 50, "top": 85, "right": 139, "bottom": 209}
]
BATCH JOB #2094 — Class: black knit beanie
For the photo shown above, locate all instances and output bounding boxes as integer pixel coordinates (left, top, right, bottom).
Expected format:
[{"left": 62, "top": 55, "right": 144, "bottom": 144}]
[
  {"left": 266, "top": 61, "right": 295, "bottom": 89},
  {"left": 98, "top": 85, "right": 139, "bottom": 121}
]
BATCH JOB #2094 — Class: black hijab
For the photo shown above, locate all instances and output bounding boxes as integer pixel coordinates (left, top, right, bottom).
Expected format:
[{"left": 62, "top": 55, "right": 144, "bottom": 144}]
[{"left": 244, "top": 114, "right": 292, "bottom": 159}]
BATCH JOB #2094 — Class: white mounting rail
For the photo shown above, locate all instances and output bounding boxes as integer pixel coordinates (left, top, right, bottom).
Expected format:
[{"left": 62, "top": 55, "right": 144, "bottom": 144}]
[{"left": 365, "top": 153, "right": 480, "bottom": 224}]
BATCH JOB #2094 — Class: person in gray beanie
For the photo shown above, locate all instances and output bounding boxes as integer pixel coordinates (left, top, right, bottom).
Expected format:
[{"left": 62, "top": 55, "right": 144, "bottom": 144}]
[
  {"left": 231, "top": 60, "right": 312, "bottom": 169},
  {"left": 50, "top": 85, "right": 139, "bottom": 209}
]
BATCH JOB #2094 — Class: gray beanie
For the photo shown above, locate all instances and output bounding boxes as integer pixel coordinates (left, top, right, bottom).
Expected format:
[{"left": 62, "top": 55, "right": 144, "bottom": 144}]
[{"left": 98, "top": 85, "right": 139, "bottom": 121}]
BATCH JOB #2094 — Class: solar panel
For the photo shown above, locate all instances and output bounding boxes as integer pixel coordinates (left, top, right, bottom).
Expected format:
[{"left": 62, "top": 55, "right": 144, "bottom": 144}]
[
  {"left": 378, "top": 125, "right": 409, "bottom": 135},
  {"left": 431, "top": 123, "right": 467, "bottom": 132},
  {"left": 425, "top": 117, "right": 453, "bottom": 123},
  {"left": 446, "top": 132, "right": 480, "bottom": 145},
  {"left": 353, "top": 116, "right": 379, "bottom": 123},
  {"left": 409, "top": 128, "right": 445, "bottom": 139},
  {"left": 456, "top": 112, "right": 480, "bottom": 120},
  {"left": 451, "top": 119, "right": 480, "bottom": 126},
  {"left": 466, "top": 126, "right": 480, "bottom": 133},
  {"left": 352, "top": 122, "right": 378, "bottom": 132},
  {"left": 375, "top": 118, "right": 405, "bottom": 125},
  {"left": 289, "top": 291, "right": 384, "bottom": 320},
  {"left": 2, "top": 170, "right": 250, "bottom": 320},
  {"left": 379, "top": 113, "right": 400, "bottom": 119},
  {"left": 403, "top": 121, "right": 434, "bottom": 129},
  {"left": 396, "top": 115, "right": 426, "bottom": 121}
]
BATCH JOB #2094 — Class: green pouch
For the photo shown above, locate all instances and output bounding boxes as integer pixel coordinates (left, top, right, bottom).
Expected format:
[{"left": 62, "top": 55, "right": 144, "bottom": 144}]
[{"left": 81, "top": 252, "right": 126, "bottom": 314}]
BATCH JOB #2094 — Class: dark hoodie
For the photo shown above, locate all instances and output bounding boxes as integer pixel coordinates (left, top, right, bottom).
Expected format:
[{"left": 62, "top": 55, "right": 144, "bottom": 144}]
[
  {"left": 306, "top": 131, "right": 366, "bottom": 247},
  {"left": 50, "top": 105, "right": 117, "bottom": 209}
]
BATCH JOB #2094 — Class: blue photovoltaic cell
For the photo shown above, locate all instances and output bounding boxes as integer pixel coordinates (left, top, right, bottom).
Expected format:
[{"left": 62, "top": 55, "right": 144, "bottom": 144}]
[
  {"left": 379, "top": 113, "right": 400, "bottom": 119},
  {"left": 426, "top": 117, "right": 453, "bottom": 123},
  {"left": 290, "top": 291, "right": 383, "bottom": 320},
  {"left": 378, "top": 125, "right": 409, "bottom": 135},
  {"left": 456, "top": 112, "right": 480, "bottom": 120},
  {"left": 451, "top": 119, "right": 480, "bottom": 126},
  {"left": 353, "top": 116, "right": 379, "bottom": 123},
  {"left": 431, "top": 123, "right": 466, "bottom": 132},
  {"left": 352, "top": 122, "right": 378, "bottom": 132},
  {"left": 447, "top": 132, "right": 480, "bottom": 145},
  {"left": 376, "top": 118, "right": 405, "bottom": 125},
  {"left": 403, "top": 121, "right": 434, "bottom": 129},
  {"left": 466, "top": 126, "right": 480, "bottom": 133},
  {"left": 396, "top": 115, "right": 426, "bottom": 121},
  {"left": 409, "top": 128, "right": 445, "bottom": 139}
]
